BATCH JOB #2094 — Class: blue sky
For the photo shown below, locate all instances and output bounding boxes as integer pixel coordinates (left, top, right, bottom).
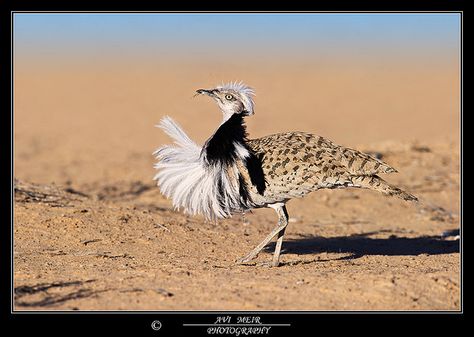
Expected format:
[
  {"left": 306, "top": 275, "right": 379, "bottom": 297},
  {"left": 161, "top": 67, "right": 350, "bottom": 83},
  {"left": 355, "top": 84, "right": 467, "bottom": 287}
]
[{"left": 14, "top": 13, "right": 461, "bottom": 62}]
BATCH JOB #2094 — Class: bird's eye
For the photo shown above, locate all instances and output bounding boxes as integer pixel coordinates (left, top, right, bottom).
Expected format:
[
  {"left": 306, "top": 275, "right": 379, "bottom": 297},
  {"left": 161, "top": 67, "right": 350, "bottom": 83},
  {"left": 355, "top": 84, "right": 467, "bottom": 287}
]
[{"left": 225, "top": 94, "right": 234, "bottom": 100}]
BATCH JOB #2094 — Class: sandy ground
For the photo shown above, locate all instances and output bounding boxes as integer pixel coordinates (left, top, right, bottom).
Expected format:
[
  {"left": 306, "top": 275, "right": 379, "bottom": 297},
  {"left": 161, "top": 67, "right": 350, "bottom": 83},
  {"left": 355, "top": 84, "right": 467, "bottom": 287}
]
[{"left": 13, "top": 61, "right": 461, "bottom": 310}]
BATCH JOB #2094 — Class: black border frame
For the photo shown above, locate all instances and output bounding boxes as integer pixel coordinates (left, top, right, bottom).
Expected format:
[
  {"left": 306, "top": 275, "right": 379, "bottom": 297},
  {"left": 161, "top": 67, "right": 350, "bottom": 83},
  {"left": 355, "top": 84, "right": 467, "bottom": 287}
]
[{"left": 3, "top": 1, "right": 464, "bottom": 334}]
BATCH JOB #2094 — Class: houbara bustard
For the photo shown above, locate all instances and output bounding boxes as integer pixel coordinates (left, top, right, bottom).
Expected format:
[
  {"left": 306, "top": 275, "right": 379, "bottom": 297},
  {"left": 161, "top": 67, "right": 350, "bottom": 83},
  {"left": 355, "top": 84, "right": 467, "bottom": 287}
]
[{"left": 153, "top": 82, "right": 417, "bottom": 267}]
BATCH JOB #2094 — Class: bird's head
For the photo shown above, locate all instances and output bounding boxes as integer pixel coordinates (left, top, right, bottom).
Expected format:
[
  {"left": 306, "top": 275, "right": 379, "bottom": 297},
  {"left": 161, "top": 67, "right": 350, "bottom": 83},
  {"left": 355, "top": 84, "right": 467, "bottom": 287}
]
[{"left": 196, "top": 82, "right": 255, "bottom": 122}]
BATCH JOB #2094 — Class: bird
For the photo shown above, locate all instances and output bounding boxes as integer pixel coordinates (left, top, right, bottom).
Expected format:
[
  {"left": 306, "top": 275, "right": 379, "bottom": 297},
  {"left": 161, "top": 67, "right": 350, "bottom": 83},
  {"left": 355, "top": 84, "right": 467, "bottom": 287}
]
[{"left": 153, "top": 81, "right": 417, "bottom": 267}]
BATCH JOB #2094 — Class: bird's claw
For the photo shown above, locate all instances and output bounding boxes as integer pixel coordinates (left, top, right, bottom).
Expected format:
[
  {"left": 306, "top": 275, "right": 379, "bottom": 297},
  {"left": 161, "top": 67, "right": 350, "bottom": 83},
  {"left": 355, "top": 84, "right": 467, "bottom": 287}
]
[
  {"left": 235, "top": 254, "right": 281, "bottom": 267},
  {"left": 235, "top": 253, "right": 258, "bottom": 265}
]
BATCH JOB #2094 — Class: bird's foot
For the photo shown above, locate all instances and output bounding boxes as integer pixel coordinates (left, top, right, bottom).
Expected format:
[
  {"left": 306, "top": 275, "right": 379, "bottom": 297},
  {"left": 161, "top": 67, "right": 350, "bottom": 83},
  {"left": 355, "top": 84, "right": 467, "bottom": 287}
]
[
  {"left": 271, "top": 259, "right": 281, "bottom": 267},
  {"left": 235, "top": 252, "right": 259, "bottom": 265},
  {"left": 257, "top": 261, "right": 280, "bottom": 268},
  {"left": 235, "top": 254, "right": 282, "bottom": 268}
]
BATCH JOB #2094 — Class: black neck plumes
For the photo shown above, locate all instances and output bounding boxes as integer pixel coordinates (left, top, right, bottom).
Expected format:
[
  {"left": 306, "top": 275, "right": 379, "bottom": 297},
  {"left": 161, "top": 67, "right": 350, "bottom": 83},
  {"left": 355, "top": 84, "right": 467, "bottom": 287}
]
[
  {"left": 203, "top": 113, "right": 266, "bottom": 196},
  {"left": 203, "top": 114, "right": 248, "bottom": 166}
]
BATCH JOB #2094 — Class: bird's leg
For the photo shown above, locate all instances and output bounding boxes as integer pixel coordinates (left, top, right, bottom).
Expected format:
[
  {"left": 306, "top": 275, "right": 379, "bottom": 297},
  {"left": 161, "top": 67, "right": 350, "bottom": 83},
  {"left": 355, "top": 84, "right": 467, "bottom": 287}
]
[
  {"left": 235, "top": 222, "right": 286, "bottom": 264},
  {"left": 236, "top": 204, "right": 289, "bottom": 266},
  {"left": 272, "top": 205, "right": 289, "bottom": 267}
]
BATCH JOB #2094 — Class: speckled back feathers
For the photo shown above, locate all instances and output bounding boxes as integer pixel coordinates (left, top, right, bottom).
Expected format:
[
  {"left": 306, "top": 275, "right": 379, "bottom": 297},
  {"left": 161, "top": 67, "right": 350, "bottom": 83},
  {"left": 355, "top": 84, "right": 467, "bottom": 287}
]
[{"left": 244, "top": 132, "right": 416, "bottom": 205}]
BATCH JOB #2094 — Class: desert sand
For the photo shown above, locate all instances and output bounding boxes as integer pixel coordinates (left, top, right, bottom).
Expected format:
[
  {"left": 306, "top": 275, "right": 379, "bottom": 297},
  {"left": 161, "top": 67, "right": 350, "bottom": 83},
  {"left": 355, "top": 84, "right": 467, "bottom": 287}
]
[{"left": 13, "top": 60, "right": 460, "bottom": 310}]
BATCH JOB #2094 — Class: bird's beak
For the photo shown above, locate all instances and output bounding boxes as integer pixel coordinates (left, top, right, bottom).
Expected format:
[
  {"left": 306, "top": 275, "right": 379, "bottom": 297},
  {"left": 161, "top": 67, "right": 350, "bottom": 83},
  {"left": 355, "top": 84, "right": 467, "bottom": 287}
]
[{"left": 195, "top": 89, "right": 216, "bottom": 97}]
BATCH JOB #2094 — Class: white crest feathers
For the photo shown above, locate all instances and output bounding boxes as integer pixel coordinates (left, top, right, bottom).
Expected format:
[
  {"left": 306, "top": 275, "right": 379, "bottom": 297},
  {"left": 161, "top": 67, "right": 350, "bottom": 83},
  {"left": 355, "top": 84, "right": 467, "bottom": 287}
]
[{"left": 217, "top": 81, "right": 256, "bottom": 114}]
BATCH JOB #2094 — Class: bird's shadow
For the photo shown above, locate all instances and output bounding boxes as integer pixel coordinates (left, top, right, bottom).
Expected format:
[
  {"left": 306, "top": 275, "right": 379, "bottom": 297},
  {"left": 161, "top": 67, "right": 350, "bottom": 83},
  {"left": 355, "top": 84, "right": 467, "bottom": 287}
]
[{"left": 263, "top": 229, "right": 459, "bottom": 260}]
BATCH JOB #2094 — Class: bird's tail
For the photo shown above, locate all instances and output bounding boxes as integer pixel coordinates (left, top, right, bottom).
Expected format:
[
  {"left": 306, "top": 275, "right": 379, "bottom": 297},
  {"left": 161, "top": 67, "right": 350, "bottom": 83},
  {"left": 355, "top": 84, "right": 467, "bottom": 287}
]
[{"left": 353, "top": 175, "right": 418, "bottom": 202}]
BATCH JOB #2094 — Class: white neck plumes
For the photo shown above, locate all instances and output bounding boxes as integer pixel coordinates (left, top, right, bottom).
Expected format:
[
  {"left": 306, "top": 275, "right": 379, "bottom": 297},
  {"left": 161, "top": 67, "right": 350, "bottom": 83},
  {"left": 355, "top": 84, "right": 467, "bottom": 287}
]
[{"left": 153, "top": 116, "right": 253, "bottom": 220}]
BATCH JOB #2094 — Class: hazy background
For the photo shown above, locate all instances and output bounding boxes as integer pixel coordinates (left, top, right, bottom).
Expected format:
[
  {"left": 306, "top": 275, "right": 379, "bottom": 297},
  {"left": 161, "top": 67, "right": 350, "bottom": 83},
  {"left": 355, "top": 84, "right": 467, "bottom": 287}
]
[
  {"left": 13, "top": 13, "right": 461, "bottom": 185},
  {"left": 14, "top": 13, "right": 460, "bottom": 64}
]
